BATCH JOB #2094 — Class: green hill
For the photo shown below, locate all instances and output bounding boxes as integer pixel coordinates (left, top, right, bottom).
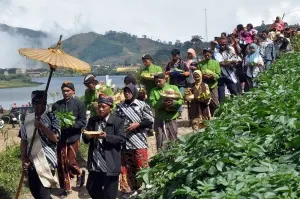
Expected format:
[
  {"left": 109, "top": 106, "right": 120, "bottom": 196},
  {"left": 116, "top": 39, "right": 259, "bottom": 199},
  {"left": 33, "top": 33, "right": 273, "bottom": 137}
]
[
  {"left": 61, "top": 31, "right": 175, "bottom": 66},
  {"left": 0, "top": 24, "right": 208, "bottom": 67}
]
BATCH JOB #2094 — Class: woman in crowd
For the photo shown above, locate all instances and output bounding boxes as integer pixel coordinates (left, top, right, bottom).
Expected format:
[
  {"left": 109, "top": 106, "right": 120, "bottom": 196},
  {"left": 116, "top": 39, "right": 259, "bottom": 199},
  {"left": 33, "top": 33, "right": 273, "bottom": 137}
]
[
  {"left": 185, "top": 48, "right": 198, "bottom": 86},
  {"left": 115, "top": 83, "right": 154, "bottom": 198},
  {"left": 187, "top": 70, "right": 211, "bottom": 130},
  {"left": 244, "top": 43, "right": 264, "bottom": 92},
  {"left": 244, "top": 23, "right": 258, "bottom": 45},
  {"left": 269, "top": 16, "right": 285, "bottom": 32}
]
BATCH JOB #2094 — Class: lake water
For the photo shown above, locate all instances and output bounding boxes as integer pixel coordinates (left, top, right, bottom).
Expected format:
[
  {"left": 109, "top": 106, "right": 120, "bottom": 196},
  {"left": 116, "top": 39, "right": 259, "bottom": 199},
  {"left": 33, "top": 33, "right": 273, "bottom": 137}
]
[{"left": 0, "top": 75, "right": 125, "bottom": 109}]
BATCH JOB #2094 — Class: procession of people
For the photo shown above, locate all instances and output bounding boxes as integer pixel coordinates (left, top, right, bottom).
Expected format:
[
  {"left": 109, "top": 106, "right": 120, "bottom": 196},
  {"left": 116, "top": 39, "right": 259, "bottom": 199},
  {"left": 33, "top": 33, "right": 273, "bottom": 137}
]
[{"left": 18, "top": 17, "right": 296, "bottom": 199}]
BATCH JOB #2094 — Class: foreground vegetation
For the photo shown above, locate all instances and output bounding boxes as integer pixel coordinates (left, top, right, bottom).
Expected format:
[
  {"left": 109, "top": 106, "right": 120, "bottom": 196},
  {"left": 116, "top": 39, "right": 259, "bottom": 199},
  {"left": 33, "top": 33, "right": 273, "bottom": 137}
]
[
  {"left": 137, "top": 42, "right": 300, "bottom": 198},
  {"left": 0, "top": 146, "right": 24, "bottom": 199}
]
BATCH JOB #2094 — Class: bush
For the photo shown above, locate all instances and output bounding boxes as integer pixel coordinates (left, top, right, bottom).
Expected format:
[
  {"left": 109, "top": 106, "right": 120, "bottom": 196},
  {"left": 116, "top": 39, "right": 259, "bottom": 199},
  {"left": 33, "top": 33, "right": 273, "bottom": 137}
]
[
  {"left": 137, "top": 42, "right": 300, "bottom": 198},
  {"left": 0, "top": 145, "right": 23, "bottom": 199}
]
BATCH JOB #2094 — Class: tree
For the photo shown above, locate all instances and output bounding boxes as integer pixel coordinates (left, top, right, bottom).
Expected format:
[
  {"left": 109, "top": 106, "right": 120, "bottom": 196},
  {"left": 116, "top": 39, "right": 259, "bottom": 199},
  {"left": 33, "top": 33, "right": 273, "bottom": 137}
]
[
  {"left": 142, "top": 35, "right": 147, "bottom": 39},
  {"left": 191, "top": 35, "right": 205, "bottom": 54},
  {"left": 174, "top": 40, "right": 182, "bottom": 48},
  {"left": 191, "top": 35, "right": 203, "bottom": 45}
]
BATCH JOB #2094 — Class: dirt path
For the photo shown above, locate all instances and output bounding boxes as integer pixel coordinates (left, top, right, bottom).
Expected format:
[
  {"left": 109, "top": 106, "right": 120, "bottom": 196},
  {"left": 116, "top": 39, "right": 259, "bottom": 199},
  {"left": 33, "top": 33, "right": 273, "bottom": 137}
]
[{"left": 2, "top": 107, "right": 193, "bottom": 199}]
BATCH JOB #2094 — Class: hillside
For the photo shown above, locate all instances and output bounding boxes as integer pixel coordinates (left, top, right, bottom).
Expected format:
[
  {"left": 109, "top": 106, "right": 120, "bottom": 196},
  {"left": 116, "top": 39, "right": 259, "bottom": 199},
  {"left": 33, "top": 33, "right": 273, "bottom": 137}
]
[
  {"left": 0, "top": 24, "right": 209, "bottom": 67},
  {"left": 0, "top": 23, "right": 48, "bottom": 39},
  {"left": 61, "top": 31, "right": 174, "bottom": 66}
]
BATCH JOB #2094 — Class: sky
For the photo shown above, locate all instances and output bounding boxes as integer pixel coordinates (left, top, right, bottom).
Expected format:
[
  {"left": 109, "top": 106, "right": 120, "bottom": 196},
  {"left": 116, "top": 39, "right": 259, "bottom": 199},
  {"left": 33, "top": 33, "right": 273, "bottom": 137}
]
[
  {"left": 0, "top": 0, "right": 300, "bottom": 68},
  {"left": 1, "top": 0, "right": 300, "bottom": 42}
]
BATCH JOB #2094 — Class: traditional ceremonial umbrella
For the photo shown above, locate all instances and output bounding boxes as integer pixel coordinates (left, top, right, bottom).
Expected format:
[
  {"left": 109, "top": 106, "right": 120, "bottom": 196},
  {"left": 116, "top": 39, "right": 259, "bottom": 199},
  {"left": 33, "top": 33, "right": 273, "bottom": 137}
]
[{"left": 15, "top": 35, "right": 91, "bottom": 199}]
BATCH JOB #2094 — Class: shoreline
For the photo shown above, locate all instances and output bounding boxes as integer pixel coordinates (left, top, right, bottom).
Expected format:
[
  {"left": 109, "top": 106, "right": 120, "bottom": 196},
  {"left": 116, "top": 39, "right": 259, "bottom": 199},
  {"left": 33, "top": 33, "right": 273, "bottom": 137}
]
[{"left": 0, "top": 81, "right": 44, "bottom": 89}]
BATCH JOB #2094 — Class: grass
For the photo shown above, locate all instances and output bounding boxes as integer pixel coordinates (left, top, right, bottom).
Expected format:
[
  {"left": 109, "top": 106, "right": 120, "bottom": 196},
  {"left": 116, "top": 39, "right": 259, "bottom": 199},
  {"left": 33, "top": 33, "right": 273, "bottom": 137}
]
[
  {"left": 0, "top": 145, "right": 29, "bottom": 199},
  {"left": 78, "top": 141, "right": 89, "bottom": 168},
  {"left": 0, "top": 80, "right": 43, "bottom": 88}
]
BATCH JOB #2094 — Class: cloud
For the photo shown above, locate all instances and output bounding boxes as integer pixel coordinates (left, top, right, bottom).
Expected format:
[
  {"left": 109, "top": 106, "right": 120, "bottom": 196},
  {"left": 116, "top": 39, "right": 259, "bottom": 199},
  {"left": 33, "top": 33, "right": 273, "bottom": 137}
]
[
  {"left": 2, "top": 0, "right": 300, "bottom": 41},
  {"left": 0, "top": 0, "right": 300, "bottom": 68}
]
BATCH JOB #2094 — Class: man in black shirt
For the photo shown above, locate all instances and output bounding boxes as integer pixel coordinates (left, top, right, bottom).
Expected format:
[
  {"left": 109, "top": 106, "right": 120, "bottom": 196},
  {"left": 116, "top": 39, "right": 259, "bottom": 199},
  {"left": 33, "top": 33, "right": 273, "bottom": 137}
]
[
  {"left": 165, "top": 49, "right": 190, "bottom": 119},
  {"left": 52, "top": 81, "right": 87, "bottom": 197},
  {"left": 83, "top": 95, "right": 125, "bottom": 199}
]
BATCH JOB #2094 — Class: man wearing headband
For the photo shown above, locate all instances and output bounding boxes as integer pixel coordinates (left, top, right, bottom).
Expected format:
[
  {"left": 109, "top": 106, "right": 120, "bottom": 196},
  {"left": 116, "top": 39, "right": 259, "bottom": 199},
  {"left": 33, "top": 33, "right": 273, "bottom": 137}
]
[
  {"left": 198, "top": 49, "right": 221, "bottom": 115},
  {"left": 115, "top": 84, "right": 154, "bottom": 197},
  {"left": 165, "top": 49, "right": 190, "bottom": 119},
  {"left": 52, "top": 81, "right": 87, "bottom": 197},
  {"left": 84, "top": 74, "right": 114, "bottom": 118},
  {"left": 140, "top": 54, "right": 163, "bottom": 103},
  {"left": 83, "top": 95, "right": 125, "bottom": 199},
  {"left": 19, "top": 90, "right": 60, "bottom": 199},
  {"left": 150, "top": 73, "right": 183, "bottom": 150},
  {"left": 214, "top": 38, "right": 240, "bottom": 103}
]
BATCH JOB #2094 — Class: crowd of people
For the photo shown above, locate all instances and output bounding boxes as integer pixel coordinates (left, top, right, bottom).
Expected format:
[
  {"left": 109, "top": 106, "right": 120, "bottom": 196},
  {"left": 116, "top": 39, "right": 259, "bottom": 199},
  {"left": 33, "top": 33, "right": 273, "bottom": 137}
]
[{"left": 19, "top": 17, "right": 298, "bottom": 199}]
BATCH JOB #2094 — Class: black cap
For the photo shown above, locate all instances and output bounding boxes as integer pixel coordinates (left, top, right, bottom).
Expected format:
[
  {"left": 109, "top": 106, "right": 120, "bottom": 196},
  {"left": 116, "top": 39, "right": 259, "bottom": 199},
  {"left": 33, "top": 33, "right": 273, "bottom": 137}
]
[
  {"left": 154, "top": 73, "right": 165, "bottom": 79},
  {"left": 124, "top": 74, "right": 136, "bottom": 85},
  {"left": 31, "top": 90, "right": 47, "bottom": 105},
  {"left": 203, "top": 48, "right": 213, "bottom": 54},
  {"left": 61, "top": 81, "right": 75, "bottom": 91},
  {"left": 142, "top": 54, "right": 153, "bottom": 61},
  {"left": 171, "top": 49, "right": 180, "bottom": 56},
  {"left": 98, "top": 94, "right": 114, "bottom": 107}
]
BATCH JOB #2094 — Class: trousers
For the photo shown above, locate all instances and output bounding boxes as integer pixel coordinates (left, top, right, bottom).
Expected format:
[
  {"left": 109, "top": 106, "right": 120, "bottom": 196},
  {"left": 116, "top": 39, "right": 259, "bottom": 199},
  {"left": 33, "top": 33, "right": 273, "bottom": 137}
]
[
  {"left": 86, "top": 171, "right": 119, "bottom": 199},
  {"left": 27, "top": 167, "right": 53, "bottom": 199}
]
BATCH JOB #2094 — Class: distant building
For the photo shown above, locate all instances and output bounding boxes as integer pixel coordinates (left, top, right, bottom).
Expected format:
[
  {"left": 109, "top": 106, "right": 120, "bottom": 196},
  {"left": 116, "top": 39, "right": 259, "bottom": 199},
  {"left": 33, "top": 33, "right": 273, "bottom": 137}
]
[{"left": 16, "top": 68, "right": 27, "bottom": 75}]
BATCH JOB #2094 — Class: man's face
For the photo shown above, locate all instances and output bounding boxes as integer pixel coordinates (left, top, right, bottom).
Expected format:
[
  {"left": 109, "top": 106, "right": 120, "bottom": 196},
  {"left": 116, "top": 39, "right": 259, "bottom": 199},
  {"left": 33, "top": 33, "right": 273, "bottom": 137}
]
[
  {"left": 219, "top": 43, "right": 227, "bottom": 51},
  {"left": 203, "top": 52, "right": 211, "bottom": 60},
  {"left": 97, "top": 103, "right": 111, "bottom": 118},
  {"left": 172, "top": 54, "right": 180, "bottom": 62},
  {"left": 143, "top": 59, "right": 152, "bottom": 67},
  {"left": 62, "top": 87, "right": 75, "bottom": 100},
  {"left": 155, "top": 78, "right": 166, "bottom": 88},
  {"left": 262, "top": 33, "right": 268, "bottom": 39},
  {"left": 33, "top": 103, "right": 46, "bottom": 114},
  {"left": 124, "top": 88, "right": 133, "bottom": 100},
  {"left": 187, "top": 52, "right": 194, "bottom": 59}
]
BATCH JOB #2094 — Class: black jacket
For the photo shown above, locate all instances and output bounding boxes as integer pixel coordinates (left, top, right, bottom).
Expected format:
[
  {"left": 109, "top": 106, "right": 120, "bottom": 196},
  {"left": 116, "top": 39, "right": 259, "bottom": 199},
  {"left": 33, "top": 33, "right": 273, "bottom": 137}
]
[
  {"left": 52, "top": 97, "right": 87, "bottom": 143},
  {"left": 83, "top": 115, "right": 125, "bottom": 176}
]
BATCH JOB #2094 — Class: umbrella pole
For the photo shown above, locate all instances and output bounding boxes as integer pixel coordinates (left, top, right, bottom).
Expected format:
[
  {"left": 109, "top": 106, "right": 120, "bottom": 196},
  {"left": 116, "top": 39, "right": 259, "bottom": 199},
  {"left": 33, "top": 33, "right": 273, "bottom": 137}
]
[{"left": 15, "top": 66, "right": 55, "bottom": 199}]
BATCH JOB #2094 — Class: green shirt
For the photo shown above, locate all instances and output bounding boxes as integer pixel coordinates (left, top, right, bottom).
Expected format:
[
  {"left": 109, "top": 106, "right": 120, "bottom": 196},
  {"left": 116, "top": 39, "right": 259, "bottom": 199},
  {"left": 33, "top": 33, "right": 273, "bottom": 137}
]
[
  {"left": 84, "top": 89, "right": 98, "bottom": 116},
  {"left": 150, "top": 84, "right": 183, "bottom": 121},
  {"left": 141, "top": 64, "right": 163, "bottom": 95},
  {"left": 84, "top": 87, "right": 114, "bottom": 116},
  {"left": 198, "top": 59, "right": 221, "bottom": 89}
]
